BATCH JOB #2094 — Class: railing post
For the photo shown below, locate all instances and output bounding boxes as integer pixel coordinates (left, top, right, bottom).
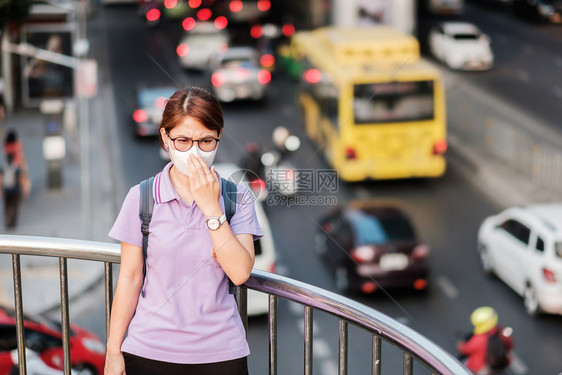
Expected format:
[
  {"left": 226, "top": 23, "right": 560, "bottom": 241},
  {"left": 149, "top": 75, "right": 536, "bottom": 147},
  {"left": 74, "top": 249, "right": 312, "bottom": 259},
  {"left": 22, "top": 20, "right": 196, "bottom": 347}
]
[
  {"left": 304, "top": 306, "right": 313, "bottom": 375},
  {"left": 403, "top": 352, "right": 413, "bottom": 375},
  {"left": 12, "top": 254, "right": 27, "bottom": 375},
  {"left": 59, "top": 257, "right": 71, "bottom": 375},
  {"left": 372, "top": 335, "right": 381, "bottom": 375},
  {"left": 339, "top": 320, "right": 348, "bottom": 375},
  {"left": 104, "top": 262, "right": 113, "bottom": 340},
  {"left": 237, "top": 286, "right": 248, "bottom": 334},
  {"left": 269, "top": 294, "right": 277, "bottom": 375}
]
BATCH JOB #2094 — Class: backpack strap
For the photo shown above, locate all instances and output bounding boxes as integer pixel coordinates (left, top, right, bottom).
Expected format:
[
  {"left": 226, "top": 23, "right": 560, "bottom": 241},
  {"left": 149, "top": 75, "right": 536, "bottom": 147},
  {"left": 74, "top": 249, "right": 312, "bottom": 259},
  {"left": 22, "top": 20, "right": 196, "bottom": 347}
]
[
  {"left": 221, "top": 178, "right": 237, "bottom": 223},
  {"left": 139, "top": 176, "right": 155, "bottom": 298},
  {"left": 220, "top": 178, "right": 238, "bottom": 294}
]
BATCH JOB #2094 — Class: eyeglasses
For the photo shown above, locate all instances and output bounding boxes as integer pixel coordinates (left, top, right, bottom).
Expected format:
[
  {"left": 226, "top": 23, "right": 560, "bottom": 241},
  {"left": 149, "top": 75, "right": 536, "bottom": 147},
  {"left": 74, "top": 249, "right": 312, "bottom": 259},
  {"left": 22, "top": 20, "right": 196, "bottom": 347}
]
[{"left": 167, "top": 133, "right": 220, "bottom": 152}]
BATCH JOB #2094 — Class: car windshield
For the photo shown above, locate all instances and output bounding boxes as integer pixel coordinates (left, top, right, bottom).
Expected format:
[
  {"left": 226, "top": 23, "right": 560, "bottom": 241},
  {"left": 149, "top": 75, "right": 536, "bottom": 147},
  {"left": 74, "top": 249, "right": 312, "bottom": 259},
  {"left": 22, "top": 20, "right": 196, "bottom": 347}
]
[
  {"left": 556, "top": 242, "right": 562, "bottom": 259},
  {"left": 346, "top": 209, "right": 416, "bottom": 245},
  {"left": 453, "top": 33, "right": 480, "bottom": 40},
  {"left": 221, "top": 58, "right": 256, "bottom": 69}
]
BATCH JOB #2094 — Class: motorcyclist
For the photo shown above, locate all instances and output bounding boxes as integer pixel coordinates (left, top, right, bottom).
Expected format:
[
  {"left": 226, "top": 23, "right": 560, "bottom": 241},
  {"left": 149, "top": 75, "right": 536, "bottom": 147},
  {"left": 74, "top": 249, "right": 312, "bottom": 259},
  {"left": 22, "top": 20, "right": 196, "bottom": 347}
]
[{"left": 457, "top": 306, "right": 514, "bottom": 374}]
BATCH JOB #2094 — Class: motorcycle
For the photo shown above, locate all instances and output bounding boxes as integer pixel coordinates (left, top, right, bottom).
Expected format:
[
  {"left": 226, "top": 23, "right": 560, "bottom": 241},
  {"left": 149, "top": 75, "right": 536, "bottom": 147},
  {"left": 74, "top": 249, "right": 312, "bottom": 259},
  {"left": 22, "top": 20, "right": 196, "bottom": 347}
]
[
  {"left": 260, "top": 133, "right": 301, "bottom": 197},
  {"left": 456, "top": 326, "right": 514, "bottom": 375}
]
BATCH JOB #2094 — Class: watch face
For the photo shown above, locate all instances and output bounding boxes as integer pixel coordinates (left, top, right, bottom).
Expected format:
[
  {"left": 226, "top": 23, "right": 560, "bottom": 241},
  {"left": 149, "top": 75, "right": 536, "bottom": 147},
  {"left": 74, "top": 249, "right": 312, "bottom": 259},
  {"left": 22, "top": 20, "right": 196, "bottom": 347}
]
[{"left": 207, "top": 218, "right": 219, "bottom": 230}]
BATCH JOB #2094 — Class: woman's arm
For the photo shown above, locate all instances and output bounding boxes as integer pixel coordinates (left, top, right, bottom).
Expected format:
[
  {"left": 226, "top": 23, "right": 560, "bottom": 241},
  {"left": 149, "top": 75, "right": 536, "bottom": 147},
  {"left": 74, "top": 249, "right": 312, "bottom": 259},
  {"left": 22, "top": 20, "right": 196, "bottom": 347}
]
[
  {"left": 104, "top": 242, "right": 144, "bottom": 374},
  {"left": 211, "top": 230, "right": 255, "bottom": 285},
  {"left": 187, "top": 154, "right": 255, "bottom": 285}
]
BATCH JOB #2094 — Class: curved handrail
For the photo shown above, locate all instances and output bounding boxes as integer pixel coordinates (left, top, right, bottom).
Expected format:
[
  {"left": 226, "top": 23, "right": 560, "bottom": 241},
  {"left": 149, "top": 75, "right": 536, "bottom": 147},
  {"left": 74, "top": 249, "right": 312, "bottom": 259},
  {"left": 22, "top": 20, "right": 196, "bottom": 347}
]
[{"left": 0, "top": 235, "right": 469, "bottom": 374}]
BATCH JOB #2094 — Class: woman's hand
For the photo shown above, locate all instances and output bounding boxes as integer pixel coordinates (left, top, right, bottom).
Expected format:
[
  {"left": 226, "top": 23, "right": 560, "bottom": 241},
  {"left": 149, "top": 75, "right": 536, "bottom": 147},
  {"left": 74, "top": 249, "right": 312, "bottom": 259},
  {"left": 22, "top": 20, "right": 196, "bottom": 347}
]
[
  {"left": 188, "top": 154, "right": 221, "bottom": 217},
  {"left": 104, "top": 351, "right": 126, "bottom": 375}
]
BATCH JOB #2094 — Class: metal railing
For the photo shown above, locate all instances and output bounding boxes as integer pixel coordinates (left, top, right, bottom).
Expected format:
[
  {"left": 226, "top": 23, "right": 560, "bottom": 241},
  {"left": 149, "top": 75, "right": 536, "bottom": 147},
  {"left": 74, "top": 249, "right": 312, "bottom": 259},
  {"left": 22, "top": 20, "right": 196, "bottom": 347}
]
[{"left": 0, "top": 235, "right": 469, "bottom": 375}]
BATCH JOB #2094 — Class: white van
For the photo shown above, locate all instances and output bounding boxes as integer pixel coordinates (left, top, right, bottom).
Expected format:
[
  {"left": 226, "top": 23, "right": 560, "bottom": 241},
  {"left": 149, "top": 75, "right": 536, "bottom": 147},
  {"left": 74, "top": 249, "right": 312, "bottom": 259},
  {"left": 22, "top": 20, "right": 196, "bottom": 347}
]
[{"left": 177, "top": 22, "right": 229, "bottom": 71}]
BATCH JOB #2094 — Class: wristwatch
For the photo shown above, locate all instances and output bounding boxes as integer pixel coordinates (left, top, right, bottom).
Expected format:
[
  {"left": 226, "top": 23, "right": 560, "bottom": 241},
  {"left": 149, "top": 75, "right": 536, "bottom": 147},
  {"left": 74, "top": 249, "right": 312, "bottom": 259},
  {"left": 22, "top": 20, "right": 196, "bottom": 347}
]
[{"left": 205, "top": 213, "right": 227, "bottom": 231}]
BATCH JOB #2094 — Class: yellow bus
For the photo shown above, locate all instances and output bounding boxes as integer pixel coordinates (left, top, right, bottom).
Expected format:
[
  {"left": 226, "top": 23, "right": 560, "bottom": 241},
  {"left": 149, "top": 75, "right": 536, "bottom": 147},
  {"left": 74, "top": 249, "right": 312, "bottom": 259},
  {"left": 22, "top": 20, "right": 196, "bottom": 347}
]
[{"left": 291, "top": 26, "right": 447, "bottom": 181}]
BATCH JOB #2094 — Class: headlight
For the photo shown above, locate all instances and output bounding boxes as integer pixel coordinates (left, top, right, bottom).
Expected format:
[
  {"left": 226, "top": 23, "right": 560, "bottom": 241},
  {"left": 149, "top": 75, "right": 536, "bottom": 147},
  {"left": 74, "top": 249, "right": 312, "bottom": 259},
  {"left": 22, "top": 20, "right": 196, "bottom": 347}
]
[{"left": 82, "top": 338, "right": 106, "bottom": 354}]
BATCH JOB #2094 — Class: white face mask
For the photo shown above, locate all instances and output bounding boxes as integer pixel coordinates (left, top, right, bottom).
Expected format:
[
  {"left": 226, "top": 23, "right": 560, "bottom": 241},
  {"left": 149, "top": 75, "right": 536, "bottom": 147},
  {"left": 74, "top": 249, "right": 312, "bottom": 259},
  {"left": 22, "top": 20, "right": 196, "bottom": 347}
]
[{"left": 167, "top": 139, "right": 218, "bottom": 176}]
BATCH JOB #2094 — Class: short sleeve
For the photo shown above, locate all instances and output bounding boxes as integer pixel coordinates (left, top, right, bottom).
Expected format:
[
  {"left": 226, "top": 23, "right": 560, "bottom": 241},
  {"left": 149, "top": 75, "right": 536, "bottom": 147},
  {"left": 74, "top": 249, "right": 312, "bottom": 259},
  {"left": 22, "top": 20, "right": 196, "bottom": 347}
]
[
  {"left": 228, "top": 185, "right": 263, "bottom": 241},
  {"left": 108, "top": 185, "right": 143, "bottom": 247}
]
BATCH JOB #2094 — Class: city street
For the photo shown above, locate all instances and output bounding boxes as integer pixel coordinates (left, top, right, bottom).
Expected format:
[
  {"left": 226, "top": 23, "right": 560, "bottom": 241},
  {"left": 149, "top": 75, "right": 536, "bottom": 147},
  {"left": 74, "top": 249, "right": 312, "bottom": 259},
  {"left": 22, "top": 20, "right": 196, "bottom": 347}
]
[{"left": 2, "top": 0, "right": 561, "bottom": 374}]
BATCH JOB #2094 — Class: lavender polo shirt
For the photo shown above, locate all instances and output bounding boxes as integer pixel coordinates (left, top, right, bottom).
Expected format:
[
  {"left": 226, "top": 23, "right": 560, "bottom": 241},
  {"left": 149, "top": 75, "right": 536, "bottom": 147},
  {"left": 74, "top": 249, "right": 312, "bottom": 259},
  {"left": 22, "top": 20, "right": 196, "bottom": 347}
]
[{"left": 109, "top": 162, "right": 263, "bottom": 364}]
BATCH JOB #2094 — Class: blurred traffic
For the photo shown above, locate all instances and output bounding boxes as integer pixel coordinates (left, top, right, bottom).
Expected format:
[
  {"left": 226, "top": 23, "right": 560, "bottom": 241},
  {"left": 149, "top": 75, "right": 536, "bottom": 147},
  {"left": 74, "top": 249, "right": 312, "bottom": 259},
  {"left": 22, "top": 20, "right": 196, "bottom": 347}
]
[{"left": 1, "top": 0, "right": 562, "bottom": 374}]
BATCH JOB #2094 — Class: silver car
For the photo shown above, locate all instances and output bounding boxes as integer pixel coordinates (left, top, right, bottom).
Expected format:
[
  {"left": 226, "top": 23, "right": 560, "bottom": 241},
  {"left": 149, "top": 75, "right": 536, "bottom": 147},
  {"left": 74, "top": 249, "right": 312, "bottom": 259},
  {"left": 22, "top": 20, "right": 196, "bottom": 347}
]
[{"left": 210, "top": 47, "right": 271, "bottom": 102}]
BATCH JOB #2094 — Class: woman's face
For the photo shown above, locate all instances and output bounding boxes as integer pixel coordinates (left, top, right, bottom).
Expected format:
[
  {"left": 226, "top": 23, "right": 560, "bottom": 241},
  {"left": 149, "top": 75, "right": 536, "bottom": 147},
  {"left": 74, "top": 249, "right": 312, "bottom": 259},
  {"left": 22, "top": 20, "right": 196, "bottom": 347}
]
[{"left": 160, "top": 116, "right": 220, "bottom": 150}]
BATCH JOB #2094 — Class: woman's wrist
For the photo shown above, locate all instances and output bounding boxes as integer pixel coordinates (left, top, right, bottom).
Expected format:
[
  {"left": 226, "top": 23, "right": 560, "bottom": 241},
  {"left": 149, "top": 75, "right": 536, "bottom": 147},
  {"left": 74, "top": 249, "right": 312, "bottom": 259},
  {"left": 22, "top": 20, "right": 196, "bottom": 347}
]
[
  {"left": 203, "top": 203, "right": 223, "bottom": 218},
  {"left": 106, "top": 342, "right": 122, "bottom": 354}
]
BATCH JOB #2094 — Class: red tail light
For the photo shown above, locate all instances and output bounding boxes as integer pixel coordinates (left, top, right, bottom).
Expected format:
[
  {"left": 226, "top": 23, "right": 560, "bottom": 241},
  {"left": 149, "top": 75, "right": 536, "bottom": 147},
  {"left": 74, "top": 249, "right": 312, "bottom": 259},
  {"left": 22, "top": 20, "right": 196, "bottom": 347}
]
[
  {"left": 433, "top": 139, "right": 447, "bottom": 155},
  {"left": 413, "top": 279, "right": 428, "bottom": 290},
  {"left": 133, "top": 109, "right": 148, "bottom": 123},
  {"left": 229, "top": 0, "right": 243, "bottom": 13},
  {"left": 214, "top": 16, "right": 228, "bottom": 30},
  {"left": 211, "top": 72, "right": 225, "bottom": 87},
  {"left": 412, "top": 244, "right": 429, "bottom": 260},
  {"left": 257, "top": 0, "right": 271, "bottom": 12},
  {"left": 543, "top": 268, "right": 557, "bottom": 283},
  {"left": 250, "top": 178, "right": 266, "bottom": 192},
  {"left": 250, "top": 25, "right": 263, "bottom": 39},
  {"left": 268, "top": 263, "right": 276, "bottom": 273},
  {"left": 350, "top": 246, "right": 376, "bottom": 263},
  {"left": 177, "top": 43, "right": 190, "bottom": 57},
  {"left": 282, "top": 24, "right": 295, "bottom": 37},
  {"left": 188, "top": 0, "right": 201, "bottom": 7},
  {"left": 345, "top": 147, "right": 356, "bottom": 160},
  {"left": 260, "top": 54, "right": 275, "bottom": 68},
  {"left": 182, "top": 17, "right": 196, "bottom": 31},
  {"left": 164, "top": 0, "right": 177, "bottom": 9},
  {"left": 154, "top": 96, "right": 167, "bottom": 109},
  {"left": 303, "top": 69, "right": 321, "bottom": 84},
  {"left": 257, "top": 70, "right": 271, "bottom": 85},
  {"left": 361, "top": 282, "right": 377, "bottom": 294},
  {"left": 197, "top": 8, "right": 212, "bottom": 21},
  {"left": 146, "top": 8, "right": 161, "bottom": 22}
]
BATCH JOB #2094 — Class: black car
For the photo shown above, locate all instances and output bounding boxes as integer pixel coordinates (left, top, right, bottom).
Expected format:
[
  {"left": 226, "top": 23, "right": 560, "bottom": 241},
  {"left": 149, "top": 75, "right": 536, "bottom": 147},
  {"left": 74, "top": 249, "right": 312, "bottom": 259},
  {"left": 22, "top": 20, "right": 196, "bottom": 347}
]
[
  {"left": 513, "top": 0, "right": 562, "bottom": 23},
  {"left": 315, "top": 201, "right": 430, "bottom": 294}
]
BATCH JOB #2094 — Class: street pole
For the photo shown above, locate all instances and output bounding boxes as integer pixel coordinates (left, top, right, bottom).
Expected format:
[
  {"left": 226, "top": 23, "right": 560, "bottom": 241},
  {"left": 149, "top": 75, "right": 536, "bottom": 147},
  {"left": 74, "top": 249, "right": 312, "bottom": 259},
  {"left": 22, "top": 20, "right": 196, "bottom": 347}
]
[{"left": 77, "top": 1, "right": 91, "bottom": 239}]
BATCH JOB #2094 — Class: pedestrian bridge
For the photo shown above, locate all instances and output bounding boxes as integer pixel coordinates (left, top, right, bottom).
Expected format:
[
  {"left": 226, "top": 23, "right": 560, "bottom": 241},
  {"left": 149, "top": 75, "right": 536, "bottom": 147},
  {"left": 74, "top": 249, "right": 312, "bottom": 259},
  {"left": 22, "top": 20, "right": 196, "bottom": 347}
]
[{"left": 0, "top": 235, "right": 469, "bottom": 375}]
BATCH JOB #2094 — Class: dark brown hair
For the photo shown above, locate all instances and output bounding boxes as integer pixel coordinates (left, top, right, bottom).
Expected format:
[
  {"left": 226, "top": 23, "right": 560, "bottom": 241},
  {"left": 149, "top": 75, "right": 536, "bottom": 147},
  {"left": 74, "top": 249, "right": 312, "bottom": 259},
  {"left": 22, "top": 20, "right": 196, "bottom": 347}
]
[{"left": 158, "top": 86, "right": 224, "bottom": 150}]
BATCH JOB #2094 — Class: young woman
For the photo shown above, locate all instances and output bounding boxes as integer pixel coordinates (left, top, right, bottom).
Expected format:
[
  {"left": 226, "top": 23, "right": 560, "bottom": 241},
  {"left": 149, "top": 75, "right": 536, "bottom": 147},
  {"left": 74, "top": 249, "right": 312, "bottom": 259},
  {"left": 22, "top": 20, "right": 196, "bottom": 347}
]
[{"left": 105, "top": 86, "right": 262, "bottom": 375}]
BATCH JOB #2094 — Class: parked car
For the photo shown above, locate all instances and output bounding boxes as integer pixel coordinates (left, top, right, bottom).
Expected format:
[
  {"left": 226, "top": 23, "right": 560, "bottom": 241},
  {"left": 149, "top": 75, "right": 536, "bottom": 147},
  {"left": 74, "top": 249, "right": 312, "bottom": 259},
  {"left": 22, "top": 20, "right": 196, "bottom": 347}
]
[
  {"left": 0, "top": 305, "right": 105, "bottom": 375},
  {"left": 214, "top": 163, "right": 276, "bottom": 316},
  {"left": 478, "top": 203, "right": 562, "bottom": 317},
  {"left": 210, "top": 46, "right": 271, "bottom": 102},
  {"left": 177, "top": 21, "right": 229, "bottom": 71},
  {"left": 513, "top": 0, "right": 562, "bottom": 23},
  {"left": 132, "top": 85, "right": 176, "bottom": 137},
  {"left": 428, "top": 22, "right": 493, "bottom": 71},
  {"left": 315, "top": 200, "right": 430, "bottom": 294}
]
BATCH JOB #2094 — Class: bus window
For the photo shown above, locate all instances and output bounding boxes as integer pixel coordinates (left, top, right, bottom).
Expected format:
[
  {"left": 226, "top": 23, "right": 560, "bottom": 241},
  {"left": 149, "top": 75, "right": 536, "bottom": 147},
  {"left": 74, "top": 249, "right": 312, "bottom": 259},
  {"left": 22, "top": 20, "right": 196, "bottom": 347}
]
[{"left": 353, "top": 81, "right": 434, "bottom": 124}]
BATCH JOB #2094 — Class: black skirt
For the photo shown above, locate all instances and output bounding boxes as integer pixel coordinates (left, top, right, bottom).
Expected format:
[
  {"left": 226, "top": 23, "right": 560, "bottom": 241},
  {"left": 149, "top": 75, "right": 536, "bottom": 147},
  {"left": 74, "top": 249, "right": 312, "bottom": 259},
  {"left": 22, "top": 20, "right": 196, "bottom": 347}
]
[{"left": 123, "top": 352, "right": 249, "bottom": 375}]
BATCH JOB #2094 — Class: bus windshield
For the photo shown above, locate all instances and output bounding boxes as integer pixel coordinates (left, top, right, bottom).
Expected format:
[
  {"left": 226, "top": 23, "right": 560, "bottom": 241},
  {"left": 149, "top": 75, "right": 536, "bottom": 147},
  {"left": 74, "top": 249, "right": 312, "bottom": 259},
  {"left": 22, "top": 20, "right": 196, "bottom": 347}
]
[{"left": 353, "top": 81, "right": 434, "bottom": 124}]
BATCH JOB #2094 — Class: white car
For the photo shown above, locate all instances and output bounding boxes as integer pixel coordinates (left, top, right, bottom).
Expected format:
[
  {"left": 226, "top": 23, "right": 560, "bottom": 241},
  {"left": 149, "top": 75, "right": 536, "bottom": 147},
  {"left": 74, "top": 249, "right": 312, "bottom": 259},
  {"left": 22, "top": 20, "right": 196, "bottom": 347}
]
[
  {"left": 214, "top": 163, "right": 276, "bottom": 317},
  {"left": 177, "top": 21, "right": 229, "bottom": 71},
  {"left": 210, "top": 46, "right": 271, "bottom": 102},
  {"left": 478, "top": 203, "right": 562, "bottom": 317},
  {"left": 428, "top": 22, "right": 493, "bottom": 70}
]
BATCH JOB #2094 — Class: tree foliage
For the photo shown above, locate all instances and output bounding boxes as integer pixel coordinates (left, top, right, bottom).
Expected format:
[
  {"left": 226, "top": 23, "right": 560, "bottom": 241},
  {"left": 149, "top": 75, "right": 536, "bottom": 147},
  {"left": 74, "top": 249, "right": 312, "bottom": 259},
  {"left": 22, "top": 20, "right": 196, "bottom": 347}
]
[{"left": 0, "top": 0, "right": 33, "bottom": 32}]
